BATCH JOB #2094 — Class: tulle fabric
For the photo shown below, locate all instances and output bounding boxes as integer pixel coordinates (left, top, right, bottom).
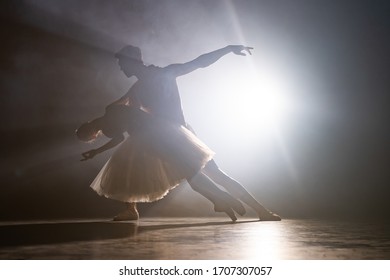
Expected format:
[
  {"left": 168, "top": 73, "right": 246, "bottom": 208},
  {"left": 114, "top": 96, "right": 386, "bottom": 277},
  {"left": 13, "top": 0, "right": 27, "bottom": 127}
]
[{"left": 90, "top": 120, "right": 214, "bottom": 203}]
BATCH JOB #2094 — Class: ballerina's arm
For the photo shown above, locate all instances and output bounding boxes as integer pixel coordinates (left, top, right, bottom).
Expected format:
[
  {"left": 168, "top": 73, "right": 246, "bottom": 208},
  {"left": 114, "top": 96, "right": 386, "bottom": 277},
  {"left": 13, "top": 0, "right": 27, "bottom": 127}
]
[{"left": 81, "top": 134, "right": 125, "bottom": 161}]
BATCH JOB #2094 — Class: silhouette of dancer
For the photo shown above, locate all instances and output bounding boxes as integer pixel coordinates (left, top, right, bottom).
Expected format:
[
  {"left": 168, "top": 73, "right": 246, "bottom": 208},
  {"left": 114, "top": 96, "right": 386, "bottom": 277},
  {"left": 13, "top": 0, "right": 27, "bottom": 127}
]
[
  {"left": 112, "top": 44, "right": 281, "bottom": 221},
  {"left": 77, "top": 103, "right": 245, "bottom": 221}
]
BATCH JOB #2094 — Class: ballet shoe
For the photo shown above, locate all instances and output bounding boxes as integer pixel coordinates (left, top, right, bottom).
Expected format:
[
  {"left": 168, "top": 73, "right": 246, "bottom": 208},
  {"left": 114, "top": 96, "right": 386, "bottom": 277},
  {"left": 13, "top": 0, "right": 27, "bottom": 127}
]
[
  {"left": 213, "top": 192, "right": 246, "bottom": 221},
  {"left": 224, "top": 208, "right": 237, "bottom": 222},
  {"left": 258, "top": 212, "right": 281, "bottom": 221},
  {"left": 220, "top": 192, "right": 246, "bottom": 216},
  {"left": 214, "top": 204, "right": 237, "bottom": 222},
  {"left": 113, "top": 209, "right": 139, "bottom": 221}
]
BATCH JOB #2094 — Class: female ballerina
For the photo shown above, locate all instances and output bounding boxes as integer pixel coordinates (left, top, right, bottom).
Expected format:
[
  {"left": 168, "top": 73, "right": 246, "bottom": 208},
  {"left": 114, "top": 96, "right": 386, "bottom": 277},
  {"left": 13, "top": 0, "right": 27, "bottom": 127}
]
[{"left": 77, "top": 102, "right": 246, "bottom": 221}]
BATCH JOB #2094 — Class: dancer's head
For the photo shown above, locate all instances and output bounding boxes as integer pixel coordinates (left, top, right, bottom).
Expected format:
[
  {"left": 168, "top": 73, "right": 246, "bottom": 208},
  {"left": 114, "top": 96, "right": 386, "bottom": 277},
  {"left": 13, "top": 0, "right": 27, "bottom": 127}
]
[
  {"left": 76, "top": 120, "right": 102, "bottom": 142},
  {"left": 115, "top": 45, "right": 143, "bottom": 77}
]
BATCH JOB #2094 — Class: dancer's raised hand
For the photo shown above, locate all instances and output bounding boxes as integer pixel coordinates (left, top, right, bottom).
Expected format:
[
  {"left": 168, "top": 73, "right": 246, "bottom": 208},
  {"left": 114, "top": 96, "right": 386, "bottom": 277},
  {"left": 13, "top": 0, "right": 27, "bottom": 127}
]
[{"left": 229, "top": 45, "right": 253, "bottom": 56}]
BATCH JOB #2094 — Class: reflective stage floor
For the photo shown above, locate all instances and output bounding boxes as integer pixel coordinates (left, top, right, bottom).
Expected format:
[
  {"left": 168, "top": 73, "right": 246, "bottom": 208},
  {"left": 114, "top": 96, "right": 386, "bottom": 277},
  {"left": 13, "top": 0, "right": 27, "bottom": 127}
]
[{"left": 0, "top": 218, "right": 389, "bottom": 259}]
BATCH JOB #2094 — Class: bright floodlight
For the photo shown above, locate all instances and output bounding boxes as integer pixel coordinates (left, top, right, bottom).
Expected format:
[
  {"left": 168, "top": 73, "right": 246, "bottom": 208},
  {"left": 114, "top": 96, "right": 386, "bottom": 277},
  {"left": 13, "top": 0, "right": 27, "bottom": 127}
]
[{"left": 222, "top": 69, "right": 294, "bottom": 134}]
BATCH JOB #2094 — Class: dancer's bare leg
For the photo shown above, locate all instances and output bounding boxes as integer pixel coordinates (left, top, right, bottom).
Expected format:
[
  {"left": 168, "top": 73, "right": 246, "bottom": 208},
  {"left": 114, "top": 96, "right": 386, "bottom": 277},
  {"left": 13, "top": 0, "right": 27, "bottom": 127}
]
[
  {"left": 113, "top": 202, "right": 139, "bottom": 221},
  {"left": 203, "top": 160, "right": 281, "bottom": 221},
  {"left": 188, "top": 172, "right": 246, "bottom": 222}
]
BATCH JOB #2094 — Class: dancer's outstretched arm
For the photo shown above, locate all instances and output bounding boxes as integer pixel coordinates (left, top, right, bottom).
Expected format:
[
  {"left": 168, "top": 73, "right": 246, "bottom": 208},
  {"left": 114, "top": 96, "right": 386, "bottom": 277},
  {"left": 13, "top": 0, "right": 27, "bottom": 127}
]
[
  {"left": 167, "top": 45, "right": 253, "bottom": 76},
  {"left": 81, "top": 135, "right": 124, "bottom": 161}
]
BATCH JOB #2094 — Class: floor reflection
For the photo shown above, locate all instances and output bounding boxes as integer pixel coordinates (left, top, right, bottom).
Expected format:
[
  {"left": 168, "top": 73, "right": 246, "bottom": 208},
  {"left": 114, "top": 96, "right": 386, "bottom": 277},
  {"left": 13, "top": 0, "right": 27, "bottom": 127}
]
[{"left": 0, "top": 218, "right": 389, "bottom": 259}]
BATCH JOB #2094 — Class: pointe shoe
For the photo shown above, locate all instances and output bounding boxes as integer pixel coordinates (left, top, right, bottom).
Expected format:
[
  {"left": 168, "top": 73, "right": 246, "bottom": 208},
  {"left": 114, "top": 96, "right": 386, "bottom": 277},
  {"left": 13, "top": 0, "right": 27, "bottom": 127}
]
[
  {"left": 214, "top": 204, "right": 237, "bottom": 222},
  {"left": 220, "top": 192, "right": 246, "bottom": 216},
  {"left": 113, "top": 209, "right": 139, "bottom": 221},
  {"left": 259, "top": 212, "right": 281, "bottom": 221},
  {"left": 213, "top": 194, "right": 245, "bottom": 222}
]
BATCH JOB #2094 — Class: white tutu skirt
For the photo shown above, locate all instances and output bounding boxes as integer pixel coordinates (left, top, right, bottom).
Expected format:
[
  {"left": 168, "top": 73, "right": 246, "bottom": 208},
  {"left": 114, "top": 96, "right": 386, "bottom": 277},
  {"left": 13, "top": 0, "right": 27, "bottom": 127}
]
[{"left": 90, "top": 120, "right": 214, "bottom": 203}]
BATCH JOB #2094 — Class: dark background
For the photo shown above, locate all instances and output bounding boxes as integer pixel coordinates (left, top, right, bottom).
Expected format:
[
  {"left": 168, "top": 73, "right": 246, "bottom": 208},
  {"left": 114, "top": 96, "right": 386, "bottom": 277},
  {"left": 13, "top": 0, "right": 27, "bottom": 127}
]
[{"left": 1, "top": 0, "right": 389, "bottom": 221}]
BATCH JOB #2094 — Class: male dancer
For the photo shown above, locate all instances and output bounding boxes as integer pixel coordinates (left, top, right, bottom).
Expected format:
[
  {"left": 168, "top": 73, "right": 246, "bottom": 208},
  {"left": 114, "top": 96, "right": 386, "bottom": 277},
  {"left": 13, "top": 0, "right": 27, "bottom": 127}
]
[{"left": 112, "top": 44, "right": 281, "bottom": 221}]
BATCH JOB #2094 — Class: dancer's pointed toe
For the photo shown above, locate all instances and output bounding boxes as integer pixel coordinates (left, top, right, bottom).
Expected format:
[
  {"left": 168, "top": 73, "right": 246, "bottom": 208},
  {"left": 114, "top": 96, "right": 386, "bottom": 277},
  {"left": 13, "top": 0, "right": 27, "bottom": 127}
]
[
  {"left": 113, "top": 209, "right": 139, "bottom": 221},
  {"left": 259, "top": 212, "right": 281, "bottom": 221},
  {"left": 214, "top": 204, "right": 237, "bottom": 222},
  {"left": 221, "top": 192, "right": 246, "bottom": 216}
]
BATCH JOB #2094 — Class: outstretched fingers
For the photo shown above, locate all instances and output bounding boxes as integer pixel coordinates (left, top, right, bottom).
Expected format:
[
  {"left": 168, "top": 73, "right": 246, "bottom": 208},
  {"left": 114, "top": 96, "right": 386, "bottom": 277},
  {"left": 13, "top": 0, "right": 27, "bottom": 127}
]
[
  {"left": 231, "top": 45, "right": 254, "bottom": 56},
  {"left": 244, "top": 46, "right": 254, "bottom": 55}
]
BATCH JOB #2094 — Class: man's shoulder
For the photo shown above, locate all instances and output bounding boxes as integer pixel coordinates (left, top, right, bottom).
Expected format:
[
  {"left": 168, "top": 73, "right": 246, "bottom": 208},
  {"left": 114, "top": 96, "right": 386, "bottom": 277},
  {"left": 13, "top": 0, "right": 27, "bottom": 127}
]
[
  {"left": 146, "top": 64, "right": 164, "bottom": 74},
  {"left": 147, "top": 64, "right": 162, "bottom": 71},
  {"left": 147, "top": 64, "right": 176, "bottom": 77}
]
